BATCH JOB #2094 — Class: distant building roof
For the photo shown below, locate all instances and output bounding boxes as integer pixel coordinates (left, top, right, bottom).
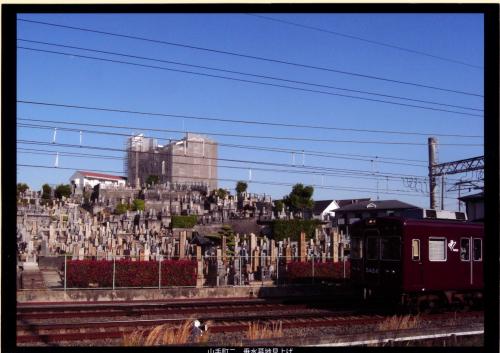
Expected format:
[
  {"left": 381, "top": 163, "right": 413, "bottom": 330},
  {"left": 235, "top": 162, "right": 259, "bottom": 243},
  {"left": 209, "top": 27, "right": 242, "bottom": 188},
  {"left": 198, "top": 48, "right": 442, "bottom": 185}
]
[
  {"left": 336, "top": 198, "right": 371, "bottom": 208},
  {"left": 335, "top": 199, "right": 419, "bottom": 212},
  {"left": 313, "top": 200, "right": 335, "bottom": 215},
  {"left": 313, "top": 198, "right": 372, "bottom": 215},
  {"left": 76, "top": 171, "right": 127, "bottom": 181},
  {"left": 458, "top": 192, "right": 484, "bottom": 202}
]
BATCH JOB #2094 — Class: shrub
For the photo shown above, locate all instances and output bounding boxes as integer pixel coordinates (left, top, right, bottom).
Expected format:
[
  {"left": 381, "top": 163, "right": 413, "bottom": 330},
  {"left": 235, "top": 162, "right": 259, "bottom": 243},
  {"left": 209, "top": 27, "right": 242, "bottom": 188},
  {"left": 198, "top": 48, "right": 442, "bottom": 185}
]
[
  {"left": 66, "top": 259, "right": 196, "bottom": 288},
  {"left": 284, "top": 260, "right": 350, "bottom": 283},
  {"left": 132, "top": 199, "right": 145, "bottom": 211},
  {"left": 54, "top": 184, "right": 72, "bottom": 199},
  {"left": 114, "top": 203, "right": 129, "bottom": 215},
  {"left": 171, "top": 215, "right": 198, "bottom": 229},
  {"left": 123, "top": 320, "right": 209, "bottom": 346},
  {"left": 270, "top": 219, "right": 322, "bottom": 241},
  {"left": 247, "top": 321, "right": 283, "bottom": 340}
]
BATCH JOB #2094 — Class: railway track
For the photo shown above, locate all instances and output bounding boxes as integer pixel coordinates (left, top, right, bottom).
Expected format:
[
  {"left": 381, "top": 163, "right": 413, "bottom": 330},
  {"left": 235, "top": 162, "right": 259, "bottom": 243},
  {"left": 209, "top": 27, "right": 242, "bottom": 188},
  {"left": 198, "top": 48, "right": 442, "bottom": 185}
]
[{"left": 17, "top": 298, "right": 483, "bottom": 346}]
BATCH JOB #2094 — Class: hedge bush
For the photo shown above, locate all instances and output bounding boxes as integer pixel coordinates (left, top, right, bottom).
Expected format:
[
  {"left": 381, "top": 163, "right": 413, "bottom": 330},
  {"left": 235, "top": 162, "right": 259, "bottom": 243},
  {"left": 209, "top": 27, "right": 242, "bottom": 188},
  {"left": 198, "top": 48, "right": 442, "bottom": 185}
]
[
  {"left": 270, "top": 219, "right": 322, "bottom": 241},
  {"left": 284, "top": 260, "right": 350, "bottom": 283},
  {"left": 66, "top": 259, "right": 196, "bottom": 288},
  {"left": 171, "top": 215, "right": 198, "bottom": 228}
]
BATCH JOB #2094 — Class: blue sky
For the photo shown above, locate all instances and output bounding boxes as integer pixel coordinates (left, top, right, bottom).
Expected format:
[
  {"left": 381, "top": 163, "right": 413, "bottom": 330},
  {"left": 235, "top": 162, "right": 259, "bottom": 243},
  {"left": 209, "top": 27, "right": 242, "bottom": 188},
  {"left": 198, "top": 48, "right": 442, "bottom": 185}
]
[{"left": 16, "top": 13, "right": 484, "bottom": 210}]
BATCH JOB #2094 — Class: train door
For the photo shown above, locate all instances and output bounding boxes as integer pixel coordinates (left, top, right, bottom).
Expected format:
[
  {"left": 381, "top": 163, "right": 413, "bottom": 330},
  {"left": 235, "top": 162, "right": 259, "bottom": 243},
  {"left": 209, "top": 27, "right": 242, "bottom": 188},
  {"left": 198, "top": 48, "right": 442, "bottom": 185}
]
[
  {"left": 363, "top": 230, "right": 380, "bottom": 288},
  {"left": 459, "top": 237, "right": 483, "bottom": 288},
  {"left": 410, "top": 238, "right": 424, "bottom": 290}
]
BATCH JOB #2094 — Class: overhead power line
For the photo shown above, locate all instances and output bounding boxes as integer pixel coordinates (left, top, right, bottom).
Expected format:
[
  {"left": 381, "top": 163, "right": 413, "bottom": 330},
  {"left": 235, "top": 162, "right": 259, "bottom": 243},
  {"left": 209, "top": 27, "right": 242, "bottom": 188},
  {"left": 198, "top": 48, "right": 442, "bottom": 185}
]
[
  {"left": 18, "top": 46, "right": 482, "bottom": 118},
  {"left": 18, "top": 39, "right": 483, "bottom": 113},
  {"left": 17, "top": 139, "right": 434, "bottom": 181},
  {"left": 17, "top": 121, "right": 483, "bottom": 147},
  {"left": 246, "top": 14, "right": 483, "bottom": 70},
  {"left": 17, "top": 100, "right": 484, "bottom": 138},
  {"left": 18, "top": 18, "right": 483, "bottom": 97},
  {"left": 18, "top": 117, "right": 431, "bottom": 166},
  {"left": 18, "top": 163, "right": 451, "bottom": 199},
  {"left": 16, "top": 148, "right": 427, "bottom": 184}
]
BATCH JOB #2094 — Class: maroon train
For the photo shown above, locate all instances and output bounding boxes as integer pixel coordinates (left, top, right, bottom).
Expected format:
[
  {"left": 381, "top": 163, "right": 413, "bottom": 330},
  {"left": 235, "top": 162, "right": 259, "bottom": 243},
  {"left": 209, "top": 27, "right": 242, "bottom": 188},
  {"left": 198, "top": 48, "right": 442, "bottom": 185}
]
[{"left": 350, "top": 216, "right": 483, "bottom": 310}]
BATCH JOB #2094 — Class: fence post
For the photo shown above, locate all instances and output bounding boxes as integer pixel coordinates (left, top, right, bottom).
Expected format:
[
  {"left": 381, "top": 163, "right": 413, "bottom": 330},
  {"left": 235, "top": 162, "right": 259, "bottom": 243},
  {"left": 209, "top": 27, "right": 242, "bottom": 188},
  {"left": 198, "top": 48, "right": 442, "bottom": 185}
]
[
  {"left": 312, "top": 253, "right": 315, "bottom": 284},
  {"left": 159, "top": 257, "right": 162, "bottom": 289},
  {"left": 64, "top": 254, "right": 67, "bottom": 291},
  {"left": 261, "top": 255, "right": 264, "bottom": 285},
  {"left": 276, "top": 255, "right": 279, "bottom": 286},
  {"left": 112, "top": 255, "right": 116, "bottom": 290},
  {"left": 343, "top": 256, "right": 346, "bottom": 279},
  {"left": 239, "top": 256, "right": 242, "bottom": 286}
]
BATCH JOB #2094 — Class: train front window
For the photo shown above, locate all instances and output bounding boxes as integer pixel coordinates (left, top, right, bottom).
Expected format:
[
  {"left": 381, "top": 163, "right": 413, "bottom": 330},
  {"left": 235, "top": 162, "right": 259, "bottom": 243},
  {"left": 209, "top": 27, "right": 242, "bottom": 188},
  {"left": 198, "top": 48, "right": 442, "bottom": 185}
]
[
  {"left": 381, "top": 237, "right": 400, "bottom": 260},
  {"left": 351, "top": 237, "right": 362, "bottom": 259},
  {"left": 460, "top": 238, "right": 470, "bottom": 261},
  {"left": 473, "top": 238, "right": 482, "bottom": 261},
  {"left": 366, "top": 237, "right": 379, "bottom": 260}
]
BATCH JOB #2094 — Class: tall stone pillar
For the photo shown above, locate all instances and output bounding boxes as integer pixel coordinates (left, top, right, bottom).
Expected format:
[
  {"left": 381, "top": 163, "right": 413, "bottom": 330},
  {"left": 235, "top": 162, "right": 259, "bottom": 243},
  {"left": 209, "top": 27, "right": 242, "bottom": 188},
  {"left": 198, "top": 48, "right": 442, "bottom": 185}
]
[
  {"left": 179, "top": 231, "right": 186, "bottom": 259},
  {"left": 299, "top": 231, "right": 306, "bottom": 262},
  {"left": 330, "top": 229, "right": 339, "bottom": 263},
  {"left": 196, "top": 246, "right": 204, "bottom": 288}
]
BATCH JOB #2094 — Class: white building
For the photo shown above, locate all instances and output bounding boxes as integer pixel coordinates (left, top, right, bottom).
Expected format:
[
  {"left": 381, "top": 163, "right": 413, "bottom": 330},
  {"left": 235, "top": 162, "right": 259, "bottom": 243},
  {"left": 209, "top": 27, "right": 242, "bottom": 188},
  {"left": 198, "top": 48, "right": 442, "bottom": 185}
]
[{"left": 70, "top": 171, "right": 127, "bottom": 190}]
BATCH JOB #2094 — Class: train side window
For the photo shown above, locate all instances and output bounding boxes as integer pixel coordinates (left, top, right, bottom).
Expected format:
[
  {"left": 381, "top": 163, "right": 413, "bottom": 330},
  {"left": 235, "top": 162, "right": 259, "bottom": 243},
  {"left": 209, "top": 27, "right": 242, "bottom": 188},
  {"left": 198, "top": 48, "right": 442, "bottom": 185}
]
[
  {"left": 381, "top": 237, "right": 401, "bottom": 260},
  {"left": 460, "top": 238, "right": 470, "bottom": 261},
  {"left": 351, "top": 237, "right": 362, "bottom": 259},
  {"left": 366, "top": 237, "right": 379, "bottom": 260},
  {"left": 411, "top": 239, "right": 420, "bottom": 261},
  {"left": 429, "top": 237, "right": 447, "bottom": 262},
  {"left": 473, "top": 238, "right": 482, "bottom": 261}
]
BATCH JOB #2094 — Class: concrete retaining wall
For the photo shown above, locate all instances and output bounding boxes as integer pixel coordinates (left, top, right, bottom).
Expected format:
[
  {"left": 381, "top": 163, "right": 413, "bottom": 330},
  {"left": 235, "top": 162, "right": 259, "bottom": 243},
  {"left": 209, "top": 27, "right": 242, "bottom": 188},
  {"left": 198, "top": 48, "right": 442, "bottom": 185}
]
[{"left": 17, "top": 285, "right": 338, "bottom": 303}]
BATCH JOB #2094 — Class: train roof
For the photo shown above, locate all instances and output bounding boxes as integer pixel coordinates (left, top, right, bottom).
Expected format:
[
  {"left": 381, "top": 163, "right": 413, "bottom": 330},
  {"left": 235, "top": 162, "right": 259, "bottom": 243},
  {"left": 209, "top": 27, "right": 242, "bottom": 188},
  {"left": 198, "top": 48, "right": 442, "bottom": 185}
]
[{"left": 353, "top": 216, "right": 484, "bottom": 230}]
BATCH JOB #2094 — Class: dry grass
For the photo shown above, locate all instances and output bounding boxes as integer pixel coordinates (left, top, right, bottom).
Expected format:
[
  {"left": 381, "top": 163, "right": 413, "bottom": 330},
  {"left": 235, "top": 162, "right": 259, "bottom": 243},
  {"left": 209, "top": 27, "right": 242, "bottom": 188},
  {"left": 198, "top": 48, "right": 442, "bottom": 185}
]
[
  {"left": 123, "top": 320, "right": 210, "bottom": 346},
  {"left": 377, "top": 314, "right": 421, "bottom": 331},
  {"left": 247, "top": 321, "right": 283, "bottom": 340}
]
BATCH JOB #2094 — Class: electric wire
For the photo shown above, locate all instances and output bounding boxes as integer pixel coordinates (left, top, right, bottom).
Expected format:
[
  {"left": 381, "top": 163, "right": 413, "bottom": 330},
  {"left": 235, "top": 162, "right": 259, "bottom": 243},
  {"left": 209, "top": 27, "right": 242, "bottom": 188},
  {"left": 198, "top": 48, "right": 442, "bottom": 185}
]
[
  {"left": 18, "top": 138, "right": 468, "bottom": 187},
  {"left": 18, "top": 117, "right": 432, "bottom": 166},
  {"left": 16, "top": 148, "right": 427, "bottom": 184},
  {"left": 246, "top": 13, "right": 483, "bottom": 70},
  {"left": 18, "top": 46, "right": 483, "bottom": 118},
  {"left": 18, "top": 18, "right": 483, "bottom": 97},
  {"left": 17, "top": 121, "right": 484, "bottom": 147},
  {"left": 17, "top": 38, "right": 483, "bottom": 113},
  {"left": 18, "top": 147, "right": 462, "bottom": 190},
  {"left": 16, "top": 139, "right": 435, "bottom": 181},
  {"left": 18, "top": 163, "right": 453, "bottom": 199},
  {"left": 17, "top": 100, "right": 484, "bottom": 138}
]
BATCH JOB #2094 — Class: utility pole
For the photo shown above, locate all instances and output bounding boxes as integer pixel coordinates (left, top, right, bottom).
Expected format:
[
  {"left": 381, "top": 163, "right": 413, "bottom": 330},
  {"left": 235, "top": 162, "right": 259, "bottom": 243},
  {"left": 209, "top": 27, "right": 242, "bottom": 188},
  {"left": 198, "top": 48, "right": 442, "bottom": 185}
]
[
  {"left": 441, "top": 176, "right": 445, "bottom": 210},
  {"left": 428, "top": 137, "right": 438, "bottom": 209}
]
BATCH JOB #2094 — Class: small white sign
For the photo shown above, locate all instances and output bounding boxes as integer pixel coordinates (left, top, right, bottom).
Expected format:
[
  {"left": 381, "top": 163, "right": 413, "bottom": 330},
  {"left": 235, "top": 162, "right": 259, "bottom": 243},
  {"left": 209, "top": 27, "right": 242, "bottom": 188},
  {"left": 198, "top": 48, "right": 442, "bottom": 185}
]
[{"left": 448, "top": 240, "right": 459, "bottom": 252}]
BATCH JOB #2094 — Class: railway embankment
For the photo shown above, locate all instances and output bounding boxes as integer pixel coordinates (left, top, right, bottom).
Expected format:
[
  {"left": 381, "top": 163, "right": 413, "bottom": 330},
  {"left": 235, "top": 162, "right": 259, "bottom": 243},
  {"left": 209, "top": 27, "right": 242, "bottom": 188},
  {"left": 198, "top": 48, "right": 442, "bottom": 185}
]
[{"left": 17, "top": 283, "right": 352, "bottom": 303}]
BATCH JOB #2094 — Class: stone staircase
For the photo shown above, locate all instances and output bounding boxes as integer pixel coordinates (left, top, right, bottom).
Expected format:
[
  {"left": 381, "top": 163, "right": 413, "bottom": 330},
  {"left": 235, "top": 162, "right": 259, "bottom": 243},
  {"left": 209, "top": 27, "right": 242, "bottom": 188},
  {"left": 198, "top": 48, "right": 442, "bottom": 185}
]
[{"left": 19, "top": 262, "right": 62, "bottom": 289}]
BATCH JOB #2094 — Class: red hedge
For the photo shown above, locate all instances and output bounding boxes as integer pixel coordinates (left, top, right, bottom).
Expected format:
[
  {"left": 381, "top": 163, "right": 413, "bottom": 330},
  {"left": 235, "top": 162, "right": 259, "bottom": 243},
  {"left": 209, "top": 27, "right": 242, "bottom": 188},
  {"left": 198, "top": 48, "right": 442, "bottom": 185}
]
[
  {"left": 66, "top": 259, "right": 196, "bottom": 288},
  {"left": 285, "top": 260, "right": 350, "bottom": 283}
]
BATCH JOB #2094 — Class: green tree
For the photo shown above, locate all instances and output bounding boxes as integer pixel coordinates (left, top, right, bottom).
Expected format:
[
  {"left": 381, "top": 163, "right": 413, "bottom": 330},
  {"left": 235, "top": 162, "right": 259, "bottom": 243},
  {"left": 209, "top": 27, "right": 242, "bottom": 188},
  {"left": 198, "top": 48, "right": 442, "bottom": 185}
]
[
  {"left": 206, "top": 224, "right": 236, "bottom": 256},
  {"left": 131, "top": 199, "right": 145, "bottom": 211},
  {"left": 54, "top": 184, "right": 72, "bottom": 199},
  {"left": 114, "top": 203, "right": 129, "bottom": 215},
  {"left": 146, "top": 175, "right": 159, "bottom": 186},
  {"left": 283, "top": 183, "right": 314, "bottom": 215},
  {"left": 17, "top": 183, "right": 29, "bottom": 196},
  {"left": 41, "top": 184, "right": 52, "bottom": 201},
  {"left": 274, "top": 200, "right": 284, "bottom": 213},
  {"left": 235, "top": 181, "right": 248, "bottom": 194},
  {"left": 215, "top": 188, "right": 228, "bottom": 199}
]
